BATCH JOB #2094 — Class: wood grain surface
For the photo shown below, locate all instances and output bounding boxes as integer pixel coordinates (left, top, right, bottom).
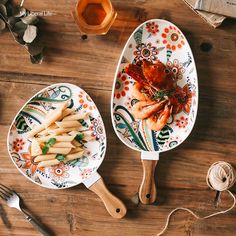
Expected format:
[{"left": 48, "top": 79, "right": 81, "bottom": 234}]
[{"left": 0, "top": 0, "right": 236, "bottom": 235}]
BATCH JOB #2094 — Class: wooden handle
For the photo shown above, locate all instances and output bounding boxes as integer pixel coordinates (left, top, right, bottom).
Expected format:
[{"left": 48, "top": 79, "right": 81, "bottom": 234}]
[
  {"left": 89, "top": 178, "right": 127, "bottom": 219},
  {"left": 139, "top": 160, "right": 158, "bottom": 204}
]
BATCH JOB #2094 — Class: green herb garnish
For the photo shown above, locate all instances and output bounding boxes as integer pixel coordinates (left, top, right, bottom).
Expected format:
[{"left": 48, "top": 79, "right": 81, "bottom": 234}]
[
  {"left": 74, "top": 133, "right": 84, "bottom": 142},
  {"left": 56, "top": 154, "right": 65, "bottom": 162},
  {"left": 47, "top": 138, "right": 56, "bottom": 146},
  {"left": 152, "top": 90, "right": 171, "bottom": 101},
  {"left": 42, "top": 145, "right": 49, "bottom": 155},
  {"left": 42, "top": 138, "right": 56, "bottom": 154}
]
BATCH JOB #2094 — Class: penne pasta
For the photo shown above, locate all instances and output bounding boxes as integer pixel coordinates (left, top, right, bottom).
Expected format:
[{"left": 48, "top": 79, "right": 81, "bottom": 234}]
[
  {"left": 34, "top": 154, "right": 56, "bottom": 162},
  {"left": 55, "top": 120, "right": 81, "bottom": 128},
  {"left": 27, "top": 99, "right": 93, "bottom": 168},
  {"left": 31, "top": 139, "right": 42, "bottom": 156},
  {"left": 27, "top": 124, "right": 45, "bottom": 138},
  {"left": 61, "top": 108, "right": 74, "bottom": 119},
  {"left": 81, "top": 131, "right": 95, "bottom": 141},
  {"left": 52, "top": 142, "right": 75, "bottom": 148},
  {"left": 37, "top": 123, "right": 57, "bottom": 136},
  {"left": 44, "top": 101, "right": 68, "bottom": 127},
  {"left": 48, "top": 127, "right": 79, "bottom": 136},
  {"left": 37, "top": 129, "right": 50, "bottom": 136},
  {"left": 47, "top": 123, "right": 58, "bottom": 130},
  {"left": 48, "top": 147, "right": 71, "bottom": 155},
  {"left": 69, "top": 147, "right": 83, "bottom": 154},
  {"left": 36, "top": 135, "right": 75, "bottom": 142},
  {"left": 63, "top": 112, "right": 89, "bottom": 121},
  {"left": 72, "top": 140, "right": 82, "bottom": 147},
  {"left": 38, "top": 159, "right": 60, "bottom": 168},
  {"left": 65, "top": 151, "right": 84, "bottom": 162},
  {"left": 68, "top": 130, "right": 79, "bottom": 136}
]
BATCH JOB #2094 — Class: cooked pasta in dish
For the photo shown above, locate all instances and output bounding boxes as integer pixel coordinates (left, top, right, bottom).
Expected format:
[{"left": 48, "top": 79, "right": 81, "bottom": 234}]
[{"left": 27, "top": 101, "right": 94, "bottom": 167}]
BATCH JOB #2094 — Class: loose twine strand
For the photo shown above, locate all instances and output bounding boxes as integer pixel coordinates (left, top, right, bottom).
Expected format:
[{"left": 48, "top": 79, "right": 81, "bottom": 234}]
[
  {"left": 20, "top": 0, "right": 25, "bottom": 7},
  {"left": 157, "top": 161, "right": 236, "bottom": 236}
]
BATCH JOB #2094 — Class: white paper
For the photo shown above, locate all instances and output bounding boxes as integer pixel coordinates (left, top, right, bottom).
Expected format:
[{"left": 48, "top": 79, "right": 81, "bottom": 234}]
[{"left": 195, "top": 0, "right": 236, "bottom": 18}]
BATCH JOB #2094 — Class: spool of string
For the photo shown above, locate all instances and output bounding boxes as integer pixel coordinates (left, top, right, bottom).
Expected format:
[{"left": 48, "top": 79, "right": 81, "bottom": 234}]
[{"left": 157, "top": 161, "right": 236, "bottom": 236}]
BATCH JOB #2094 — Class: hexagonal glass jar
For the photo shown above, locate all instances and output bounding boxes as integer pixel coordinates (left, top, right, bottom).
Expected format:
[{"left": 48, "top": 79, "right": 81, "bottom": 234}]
[{"left": 73, "top": 0, "right": 117, "bottom": 35}]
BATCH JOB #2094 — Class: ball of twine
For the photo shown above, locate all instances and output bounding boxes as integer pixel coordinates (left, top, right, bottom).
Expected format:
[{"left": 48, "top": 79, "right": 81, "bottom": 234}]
[
  {"left": 157, "top": 161, "right": 236, "bottom": 236},
  {"left": 206, "top": 161, "right": 236, "bottom": 192}
]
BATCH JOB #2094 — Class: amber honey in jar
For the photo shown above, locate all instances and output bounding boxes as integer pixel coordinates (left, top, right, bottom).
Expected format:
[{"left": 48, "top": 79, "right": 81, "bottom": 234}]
[{"left": 73, "top": 0, "right": 117, "bottom": 35}]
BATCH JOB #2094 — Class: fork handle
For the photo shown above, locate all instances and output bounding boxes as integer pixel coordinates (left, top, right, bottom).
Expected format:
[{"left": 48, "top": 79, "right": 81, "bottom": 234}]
[{"left": 22, "top": 210, "right": 52, "bottom": 236}]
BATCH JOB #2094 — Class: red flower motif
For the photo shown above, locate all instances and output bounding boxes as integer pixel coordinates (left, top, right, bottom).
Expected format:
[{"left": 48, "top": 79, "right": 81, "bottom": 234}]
[
  {"left": 22, "top": 153, "right": 42, "bottom": 175},
  {"left": 114, "top": 72, "right": 129, "bottom": 99},
  {"left": 78, "top": 91, "right": 96, "bottom": 111},
  {"left": 146, "top": 22, "right": 159, "bottom": 35},
  {"left": 49, "top": 163, "right": 69, "bottom": 182},
  {"left": 80, "top": 168, "right": 92, "bottom": 179},
  {"left": 175, "top": 116, "right": 188, "bottom": 128},
  {"left": 166, "top": 59, "right": 185, "bottom": 80},
  {"left": 170, "top": 85, "right": 192, "bottom": 114},
  {"left": 13, "top": 138, "right": 25, "bottom": 152},
  {"left": 162, "top": 25, "right": 185, "bottom": 51}
]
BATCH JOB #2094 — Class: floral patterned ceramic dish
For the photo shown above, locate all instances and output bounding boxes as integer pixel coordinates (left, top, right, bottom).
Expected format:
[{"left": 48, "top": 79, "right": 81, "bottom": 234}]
[
  {"left": 111, "top": 19, "right": 198, "bottom": 204},
  {"left": 8, "top": 83, "right": 126, "bottom": 218}
]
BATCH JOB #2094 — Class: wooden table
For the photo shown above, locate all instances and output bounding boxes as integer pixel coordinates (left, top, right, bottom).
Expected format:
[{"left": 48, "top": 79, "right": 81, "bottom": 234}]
[{"left": 0, "top": 0, "right": 236, "bottom": 235}]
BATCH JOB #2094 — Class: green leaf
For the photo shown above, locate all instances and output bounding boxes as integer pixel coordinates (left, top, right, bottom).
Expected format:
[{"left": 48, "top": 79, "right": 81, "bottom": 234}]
[
  {"left": 56, "top": 154, "right": 65, "bottom": 162},
  {"left": 0, "top": 18, "right": 5, "bottom": 31},
  {"left": 8, "top": 16, "right": 19, "bottom": 28},
  {"left": 42, "top": 145, "right": 49, "bottom": 155},
  {"left": 15, "top": 35, "right": 26, "bottom": 45},
  {"left": 30, "top": 52, "right": 43, "bottom": 64},
  {"left": 0, "top": 0, "right": 8, "bottom": 4},
  {"left": 13, "top": 21, "right": 27, "bottom": 36},
  {"left": 47, "top": 138, "right": 56, "bottom": 146},
  {"left": 23, "top": 24, "right": 37, "bottom": 43},
  {"left": 21, "top": 15, "right": 39, "bottom": 25},
  {"left": 27, "top": 36, "right": 44, "bottom": 56},
  {"left": 13, "top": 6, "right": 26, "bottom": 18},
  {"left": 74, "top": 133, "right": 84, "bottom": 142},
  {"left": 0, "top": 4, "right": 7, "bottom": 18}
]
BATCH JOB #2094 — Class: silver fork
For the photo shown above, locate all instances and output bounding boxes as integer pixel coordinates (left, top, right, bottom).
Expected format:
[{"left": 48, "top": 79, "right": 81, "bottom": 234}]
[{"left": 0, "top": 184, "right": 51, "bottom": 236}]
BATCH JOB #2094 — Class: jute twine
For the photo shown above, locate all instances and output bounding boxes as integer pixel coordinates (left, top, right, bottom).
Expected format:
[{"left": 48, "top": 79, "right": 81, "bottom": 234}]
[{"left": 157, "top": 161, "right": 236, "bottom": 236}]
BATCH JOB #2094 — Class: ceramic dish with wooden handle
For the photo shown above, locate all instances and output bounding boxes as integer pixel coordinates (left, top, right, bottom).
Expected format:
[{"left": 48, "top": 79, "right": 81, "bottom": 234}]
[
  {"left": 7, "top": 83, "right": 126, "bottom": 218},
  {"left": 111, "top": 19, "right": 198, "bottom": 204}
]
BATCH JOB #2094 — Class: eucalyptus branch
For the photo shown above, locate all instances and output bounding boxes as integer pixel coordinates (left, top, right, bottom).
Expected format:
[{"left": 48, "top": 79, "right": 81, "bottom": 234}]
[
  {"left": 0, "top": 0, "right": 44, "bottom": 64},
  {"left": 0, "top": 12, "right": 34, "bottom": 57}
]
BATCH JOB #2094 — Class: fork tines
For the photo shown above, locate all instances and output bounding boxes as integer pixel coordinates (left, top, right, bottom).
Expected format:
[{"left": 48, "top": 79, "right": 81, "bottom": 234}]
[{"left": 0, "top": 184, "right": 13, "bottom": 200}]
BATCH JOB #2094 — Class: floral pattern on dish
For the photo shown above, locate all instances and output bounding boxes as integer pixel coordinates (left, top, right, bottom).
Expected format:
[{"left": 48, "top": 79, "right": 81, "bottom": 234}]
[
  {"left": 90, "top": 117, "right": 105, "bottom": 142},
  {"left": 162, "top": 25, "right": 185, "bottom": 51},
  {"left": 21, "top": 153, "right": 43, "bottom": 175},
  {"left": 146, "top": 21, "right": 159, "bottom": 36},
  {"left": 78, "top": 91, "right": 96, "bottom": 111},
  {"left": 49, "top": 163, "right": 70, "bottom": 182},
  {"left": 171, "top": 85, "right": 193, "bottom": 114},
  {"left": 166, "top": 59, "right": 185, "bottom": 80},
  {"left": 13, "top": 138, "right": 25, "bottom": 152},
  {"left": 114, "top": 72, "right": 130, "bottom": 99},
  {"left": 175, "top": 116, "right": 188, "bottom": 128},
  {"left": 134, "top": 43, "right": 159, "bottom": 62},
  {"left": 80, "top": 168, "right": 92, "bottom": 180}
]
